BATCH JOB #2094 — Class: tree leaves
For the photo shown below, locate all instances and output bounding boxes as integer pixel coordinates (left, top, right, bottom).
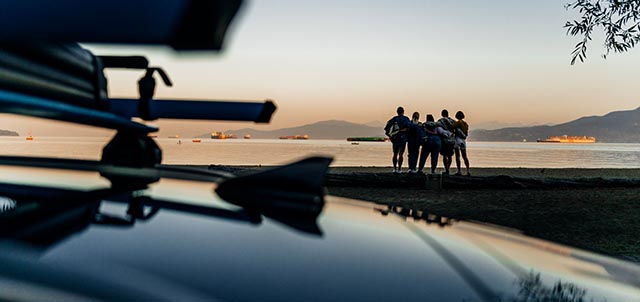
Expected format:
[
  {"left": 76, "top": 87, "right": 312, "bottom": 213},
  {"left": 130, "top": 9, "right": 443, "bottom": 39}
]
[{"left": 565, "top": 0, "right": 640, "bottom": 64}]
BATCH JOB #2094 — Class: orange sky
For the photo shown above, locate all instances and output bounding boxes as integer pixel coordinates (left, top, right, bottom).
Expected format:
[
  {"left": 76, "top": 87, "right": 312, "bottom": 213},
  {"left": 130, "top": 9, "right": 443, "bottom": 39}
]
[{"left": 1, "top": 0, "right": 639, "bottom": 137}]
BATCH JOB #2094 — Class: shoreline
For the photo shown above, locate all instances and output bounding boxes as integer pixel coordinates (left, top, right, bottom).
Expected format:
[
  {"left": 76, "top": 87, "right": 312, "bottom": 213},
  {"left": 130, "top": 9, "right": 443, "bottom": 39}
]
[
  {"left": 204, "top": 165, "right": 640, "bottom": 178},
  {"left": 329, "top": 166, "right": 640, "bottom": 177}
]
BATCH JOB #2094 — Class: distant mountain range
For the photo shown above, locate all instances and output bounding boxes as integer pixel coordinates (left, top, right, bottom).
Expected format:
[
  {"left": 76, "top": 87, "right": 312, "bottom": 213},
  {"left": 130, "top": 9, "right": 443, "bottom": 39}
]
[
  {"left": 193, "top": 107, "right": 640, "bottom": 143},
  {"left": 470, "top": 107, "right": 640, "bottom": 143},
  {"left": 0, "top": 129, "right": 18, "bottom": 136},
  {"left": 363, "top": 120, "right": 385, "bottom": 128},
  {"left": 197, "top": 120, "right": 385, "bottom": 139},
  {"left": 473, "top": 121, "right": 547, "bottom": 130}
]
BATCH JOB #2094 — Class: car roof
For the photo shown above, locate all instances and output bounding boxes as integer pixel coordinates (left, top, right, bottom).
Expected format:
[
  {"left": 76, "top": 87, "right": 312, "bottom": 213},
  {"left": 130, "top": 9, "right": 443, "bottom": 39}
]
[{"left": 1, "top": 162, "right": 640, "bottom": 301}]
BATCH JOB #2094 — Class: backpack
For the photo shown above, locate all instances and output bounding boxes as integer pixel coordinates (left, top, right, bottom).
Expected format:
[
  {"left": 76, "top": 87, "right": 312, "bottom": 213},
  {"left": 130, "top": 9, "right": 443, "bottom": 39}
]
[{"left": 385, "top": 118, "right": 401, "bottom": 138}]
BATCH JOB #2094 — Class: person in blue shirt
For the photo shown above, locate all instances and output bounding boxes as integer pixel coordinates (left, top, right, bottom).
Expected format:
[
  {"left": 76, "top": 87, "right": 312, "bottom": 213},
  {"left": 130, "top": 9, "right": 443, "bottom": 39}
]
[{"left": 384, "top": 106, "right": 411, "bottom": 173}]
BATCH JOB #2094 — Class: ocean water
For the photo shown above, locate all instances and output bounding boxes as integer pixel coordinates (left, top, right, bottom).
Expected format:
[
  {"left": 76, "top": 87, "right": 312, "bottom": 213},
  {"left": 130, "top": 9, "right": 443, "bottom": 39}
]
[{"left": 0, "top": 137, "right": 639, "bottom": 168}]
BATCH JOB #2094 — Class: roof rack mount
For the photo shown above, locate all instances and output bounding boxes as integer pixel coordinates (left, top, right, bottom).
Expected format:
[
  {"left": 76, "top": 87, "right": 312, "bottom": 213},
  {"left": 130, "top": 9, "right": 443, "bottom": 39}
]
[{"left": 0, "top": 47, "right": 276, "bottom": 167}]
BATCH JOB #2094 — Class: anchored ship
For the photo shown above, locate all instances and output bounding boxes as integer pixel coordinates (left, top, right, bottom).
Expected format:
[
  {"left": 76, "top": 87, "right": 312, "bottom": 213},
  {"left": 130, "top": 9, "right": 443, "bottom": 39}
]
[
  {"left": 537, "top": 135, "right": 596, "bottom": 143},
  {"left": 211, "top": 132, "right": 237, "bottom": 139},
  {"left": 279, "top": 134, "right": 309, "bottom": 140},
  {"left": 211, "top": 132, "right": 227, "bottom": 139}
]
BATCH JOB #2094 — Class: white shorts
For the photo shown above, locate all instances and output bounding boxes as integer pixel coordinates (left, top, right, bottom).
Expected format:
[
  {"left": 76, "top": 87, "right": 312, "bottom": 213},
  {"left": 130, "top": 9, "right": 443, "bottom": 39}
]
[{"left": 454, "top": 137, "right": 466, "bottom": 150}]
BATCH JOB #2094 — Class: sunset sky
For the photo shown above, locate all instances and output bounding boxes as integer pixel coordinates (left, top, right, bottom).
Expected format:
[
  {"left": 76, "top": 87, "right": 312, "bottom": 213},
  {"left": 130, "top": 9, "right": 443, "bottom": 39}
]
[{"left": 2, "top": 0, "right": 640, "bottom": 137}]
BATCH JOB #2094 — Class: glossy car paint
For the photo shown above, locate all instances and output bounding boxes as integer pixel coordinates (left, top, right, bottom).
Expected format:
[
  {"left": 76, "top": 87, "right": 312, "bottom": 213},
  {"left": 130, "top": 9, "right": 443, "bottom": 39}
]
[{"left": 1, "top": 164, "right": 640, "bottom": 301}]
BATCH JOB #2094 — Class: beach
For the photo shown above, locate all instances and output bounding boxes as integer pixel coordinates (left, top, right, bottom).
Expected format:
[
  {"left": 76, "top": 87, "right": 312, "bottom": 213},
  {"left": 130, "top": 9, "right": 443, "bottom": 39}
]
[
  {"left": 212, "top": 165, "right": 640, "bottom": 261},
  {"left": 328, "top": 167, "right": 640, "bottom": 178}
]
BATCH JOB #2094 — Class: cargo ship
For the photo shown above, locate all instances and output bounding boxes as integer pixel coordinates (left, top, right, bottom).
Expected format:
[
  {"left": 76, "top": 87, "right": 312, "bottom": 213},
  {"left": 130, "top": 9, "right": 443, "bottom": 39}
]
[
  {"left": 211, "top": 132, "right": 237, "bottom": 139},
  {"left": 346, "top": 137, "right": 389, "bottom": 142},
  {"left": 537, "top": 135, "right": 596, "bottom": 143},
  {"left": 211, "top": 132, "right": 227, "bottom": 139},
  {"left": 279, "top": 134, "right": 309, "bottom": 140}
]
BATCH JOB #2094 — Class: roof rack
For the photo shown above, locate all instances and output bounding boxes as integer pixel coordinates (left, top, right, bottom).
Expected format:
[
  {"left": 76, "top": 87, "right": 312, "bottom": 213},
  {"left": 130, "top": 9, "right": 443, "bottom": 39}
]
[
  {"left": 0, "top": 43, "right": 276, "bottom": 166},
  {"left": 0, "top": 0, "right": 267, "bottom": 167},
  {"left": 0, "top": 0, "right": 331, "bottom": 242}
]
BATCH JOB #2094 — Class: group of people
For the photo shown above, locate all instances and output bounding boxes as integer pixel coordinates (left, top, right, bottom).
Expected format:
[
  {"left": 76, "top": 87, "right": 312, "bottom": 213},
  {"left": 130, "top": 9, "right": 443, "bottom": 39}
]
[{"left": 384, "top": 106, "right": 470, "bottom": 176}]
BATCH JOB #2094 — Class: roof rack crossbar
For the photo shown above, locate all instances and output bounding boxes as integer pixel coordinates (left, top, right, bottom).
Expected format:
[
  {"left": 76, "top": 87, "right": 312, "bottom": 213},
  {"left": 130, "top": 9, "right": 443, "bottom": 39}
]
[
  {"left": 0, "top": 90, "right": 156, "bottom": 133},
  {"left": 109, "top": 98, "right": 276, "bottom": 123}
]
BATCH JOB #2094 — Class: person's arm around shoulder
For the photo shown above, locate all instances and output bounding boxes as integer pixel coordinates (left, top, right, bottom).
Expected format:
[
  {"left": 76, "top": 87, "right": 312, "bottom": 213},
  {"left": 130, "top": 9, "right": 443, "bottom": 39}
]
[
  {"left": 437, "top": 126, "right": 452, "bottom": 137},
  {"left": 384, "top": 117, "right": 394, "bottom": 136}
]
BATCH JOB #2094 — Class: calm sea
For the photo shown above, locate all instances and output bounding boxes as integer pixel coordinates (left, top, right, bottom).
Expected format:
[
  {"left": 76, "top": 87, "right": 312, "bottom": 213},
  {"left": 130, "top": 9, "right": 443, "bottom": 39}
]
[{"left": 0, "top": 137, "right": 638, "bottom": 168}]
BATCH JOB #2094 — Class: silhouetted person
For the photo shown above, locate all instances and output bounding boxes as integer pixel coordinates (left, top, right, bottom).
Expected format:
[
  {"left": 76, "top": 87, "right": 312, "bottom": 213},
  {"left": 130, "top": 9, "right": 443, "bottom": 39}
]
[
  {"left": 385, "top": 106, "right": 411, "bottom": 173},
  {"left": 419, "top": 114, "right": 449, "bottom": 174},
  {"left": 406, "top": 112, "right": 422, "bottom": 173},
  {"left": 453, "top": 111, "right": 470, "bottom": 176},
  {"left": 437, "top": 109, "right": 456, "bottom": 175}
]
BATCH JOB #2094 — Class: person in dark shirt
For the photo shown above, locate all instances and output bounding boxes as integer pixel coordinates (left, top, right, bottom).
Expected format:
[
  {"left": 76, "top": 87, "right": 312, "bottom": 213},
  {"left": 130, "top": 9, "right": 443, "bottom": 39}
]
[
  {"left": 406, "top": 112, "right": 422, "bottom": 173},
  {"left": 437, "top": 109, "right": 456, "bottom": 175},
  {"left": 384, "top": 106, "right": 411, "bottom": 173},
  {"left": 419, "top": 114, "right": 449, "bottom": 174}
]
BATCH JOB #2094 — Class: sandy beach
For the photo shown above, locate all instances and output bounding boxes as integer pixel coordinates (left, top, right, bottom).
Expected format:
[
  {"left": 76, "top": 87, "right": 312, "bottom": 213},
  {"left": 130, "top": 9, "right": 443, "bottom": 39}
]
[
  {"left": 209, "top": 165, "right": 640, "bottom": 261},
  {"left": 326, "top": 166, "right": 640, "bottom": 178}
]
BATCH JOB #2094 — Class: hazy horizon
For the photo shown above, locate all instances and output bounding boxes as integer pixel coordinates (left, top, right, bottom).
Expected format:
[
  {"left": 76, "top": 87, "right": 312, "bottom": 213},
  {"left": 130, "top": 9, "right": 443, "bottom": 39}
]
[
  {"left": 1, "top": 0, "right": 639, "bottom": 137},
  {"left": 3, "top": 106, "right": 638, "bottom": 138}
]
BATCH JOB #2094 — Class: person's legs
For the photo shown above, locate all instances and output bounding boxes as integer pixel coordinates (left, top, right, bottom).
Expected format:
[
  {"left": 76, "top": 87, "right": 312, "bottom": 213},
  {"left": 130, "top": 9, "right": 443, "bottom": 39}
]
[
  {"left": 413, "top": 144, "right": 420, "bottom": 171},
  {"left": 430, "top": 151, "right": 438, "bottom": 173},
  {"left": 407, "top": 140, "right": 417, "bottom": 171},
  {"left": 392, "top": 143, "right": 399, "bottom": 171},
  {"left": 430, "top": 143, "right": 440, "bottom": 174},
  {"left": 397, "top": 144, "right": 406, "bottom": 172},
  {"left": 440, "top": 143, "right": 453, "bottom": 174},
  {"left": 444, "top": 155, "right": 452, "bottom": 174},
  {"left": 418, "top": 142, "right": 428, "bottom": 172},
  {"left": 461, "top": 148, "right": 470, "bottom": 175},
  {"left": 454, "top": 148, "right": 462, "bottom": 175},
  {"left": 392, "top": 151, "right": 398, "bottom": 170}
]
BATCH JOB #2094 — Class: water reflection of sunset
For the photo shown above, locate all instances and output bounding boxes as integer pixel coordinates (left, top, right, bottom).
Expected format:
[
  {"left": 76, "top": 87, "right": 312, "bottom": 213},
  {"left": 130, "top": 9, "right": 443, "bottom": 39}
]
[{"left": 0, "top": 165, "right": 109, "bottom": 190}]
